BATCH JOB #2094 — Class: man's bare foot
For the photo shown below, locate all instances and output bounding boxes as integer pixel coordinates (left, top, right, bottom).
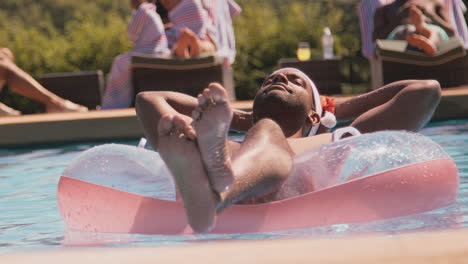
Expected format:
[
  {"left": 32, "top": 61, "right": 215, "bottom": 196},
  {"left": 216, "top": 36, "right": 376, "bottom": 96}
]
[
  {"left": 406, "top": 34, "right": 437, "bottom": 55},
  {"left": 0, "top": 102, "right": 20, "bottom": 116},
  {"left": 46, "top": 100, "right": 88, "bottom": 113},
  {"left": 157, "top": 114, "right": 217, "bottom": 233},
  {"left": 409, "top": 6, "right": 432, "bottom": 37},
  {"left": 192, "top": 83, "right": 234, "bottom": 193}
]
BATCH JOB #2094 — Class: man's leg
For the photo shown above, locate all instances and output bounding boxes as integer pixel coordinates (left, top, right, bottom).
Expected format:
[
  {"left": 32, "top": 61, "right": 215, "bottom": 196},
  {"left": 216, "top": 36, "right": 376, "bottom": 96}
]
[
  {"left": 406, "top": 6, "right": 438, "bottom": 55},
  {"left": 192, "top": 83, "right": 294, "bottom": 212},
  {"left": 157, "top": 113, "right": 218, "bottom": 233},
  {"left": 158, "top": 84, "right": 294, "bottom": 232}
]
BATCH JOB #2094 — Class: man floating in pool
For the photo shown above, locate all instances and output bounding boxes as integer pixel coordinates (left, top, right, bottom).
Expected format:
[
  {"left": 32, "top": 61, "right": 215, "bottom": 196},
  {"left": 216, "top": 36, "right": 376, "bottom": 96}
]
[{"left": 136, "top": 68, "right": 441, "bottom": 233}]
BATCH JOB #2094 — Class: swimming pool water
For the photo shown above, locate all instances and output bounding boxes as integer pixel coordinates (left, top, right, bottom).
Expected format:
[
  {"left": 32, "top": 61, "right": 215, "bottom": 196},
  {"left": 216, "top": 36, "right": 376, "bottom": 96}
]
[{"left": 1, "top": 120, "right": 467, "bottom": 254}]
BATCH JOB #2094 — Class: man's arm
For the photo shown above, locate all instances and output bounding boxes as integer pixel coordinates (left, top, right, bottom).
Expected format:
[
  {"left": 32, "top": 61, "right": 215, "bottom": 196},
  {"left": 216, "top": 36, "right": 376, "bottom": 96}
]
[
  {"left": 135, "top": 91, "right": 197, "bottom": 149},
  {"left": 135, "top": 89, "right": 253, "bottom": 149},
  {"left": 335, "top": 80, "right": 441, "bottom": 133}
]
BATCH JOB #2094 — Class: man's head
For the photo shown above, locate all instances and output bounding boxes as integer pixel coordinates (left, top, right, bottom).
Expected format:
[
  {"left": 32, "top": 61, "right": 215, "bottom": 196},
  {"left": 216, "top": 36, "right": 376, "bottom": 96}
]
[
  {"left": 252, "top": 68, "right": 337, "bottom": 138},
  {"left": 252, "top": 68, "right": 321, "bottom": 138}
]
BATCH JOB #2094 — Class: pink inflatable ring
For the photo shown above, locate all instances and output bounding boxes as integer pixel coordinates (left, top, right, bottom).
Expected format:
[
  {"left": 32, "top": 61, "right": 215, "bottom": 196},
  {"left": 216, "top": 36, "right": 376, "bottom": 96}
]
[{"left": 57, "top": 131, "right": 459, "bottom": 234}]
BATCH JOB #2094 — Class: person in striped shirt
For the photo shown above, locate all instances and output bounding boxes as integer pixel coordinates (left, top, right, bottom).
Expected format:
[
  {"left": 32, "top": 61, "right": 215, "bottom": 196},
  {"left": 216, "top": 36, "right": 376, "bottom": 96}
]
[
  {"left": 160, "top": 0, "right": 241, "bottom": 63},
  {"left": 102, "top": 0, "right": 218, "bottom": 109},
  {"left": 102, "top": 0, "right": 170, "bottom": 109}
]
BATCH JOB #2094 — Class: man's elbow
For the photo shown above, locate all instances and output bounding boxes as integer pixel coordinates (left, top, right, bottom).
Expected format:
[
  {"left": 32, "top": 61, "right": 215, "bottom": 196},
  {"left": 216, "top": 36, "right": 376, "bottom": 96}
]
[
  {"left": 411, "top": 79, "right": 442, "bottom": 107},
  {"left": 135, "top": 91, "right": 153, "bottom": 111},
  {"left": 134, "top": 91, "right": 164, "bottom": 115},
  {"left": 423, "top": 79, "right": 442, "bottom": 103}
]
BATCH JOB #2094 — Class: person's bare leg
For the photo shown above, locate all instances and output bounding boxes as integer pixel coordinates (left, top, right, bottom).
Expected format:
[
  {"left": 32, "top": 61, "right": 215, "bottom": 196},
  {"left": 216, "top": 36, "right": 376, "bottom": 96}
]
[
  {"left": 191, "top": 83, "right": 234, "bottom": 192},
  {"left": 350, "top": 80, "right": 441, "bottom": 132},
  {"left": 0, "top": 102, "right": 21, "bottom": 116},
  {"left": 192, "top": 83, "right": 294, "bottom": 207},
  {"left": 218, "top": 118, "right": 294, "bottom": 211},
  {"left": 406, "top": 34, "right": 437, "bottom": 55},
  {"left": 157, "top": 113, "right": 218, "bottom": 233},
  {"left": 0, "top": 61, "right": 21, "bottom": 116},
  {"left": 174, "top": 31, "right": 191, "bottom": 58},
  {"left": 3, "top": 62, "right": 87, "bottom": 113},
  {"left": 406, "top": 6, "right": 438, "bottom": 55}
]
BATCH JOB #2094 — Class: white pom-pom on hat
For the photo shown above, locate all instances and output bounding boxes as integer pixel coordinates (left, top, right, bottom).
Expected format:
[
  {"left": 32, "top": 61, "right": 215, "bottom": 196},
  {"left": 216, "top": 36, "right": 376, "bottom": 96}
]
[{"left": 320, "top": 111, "right": 337, "bottom": 128}]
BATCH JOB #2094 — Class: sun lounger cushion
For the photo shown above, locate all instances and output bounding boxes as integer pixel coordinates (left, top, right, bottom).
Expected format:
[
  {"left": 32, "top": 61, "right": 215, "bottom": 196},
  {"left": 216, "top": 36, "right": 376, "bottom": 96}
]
[
  {"left": 39, "top": 71, "right": 104, "bottom": 110},
  {"left": 376, "top": 37, "right": 466, "bottom": 66},
  {"left": 131, "top": 55, "right": 235, "bottom": 102},
  {"left": 131, "top": 54, "right": 224, "bottom": 70}
]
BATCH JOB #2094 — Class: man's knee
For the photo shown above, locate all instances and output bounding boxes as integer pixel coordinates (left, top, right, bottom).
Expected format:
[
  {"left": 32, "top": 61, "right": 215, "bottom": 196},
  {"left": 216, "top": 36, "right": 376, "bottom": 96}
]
[
  {"left": 409, "top": 79, "right": 441, "bottom": 102},
  {"left": 134, "top": 91, "right": 154, "bottom": 110}
]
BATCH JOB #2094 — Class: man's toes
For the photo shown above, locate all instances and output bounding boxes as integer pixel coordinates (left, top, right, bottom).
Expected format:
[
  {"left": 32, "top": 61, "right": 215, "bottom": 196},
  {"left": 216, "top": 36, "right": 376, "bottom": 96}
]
[
  {"left": 208, "top": 83, "right": 228, "bottom": 103},
  {"left": 192, "top": 108, "right": 202, "bottom": 121},
  {"left": 197, "top": 93, "right": 209, "bottom": 109},
  {"left": 173, "top": 115, "right": 196, "bottom": 139},
  {"left": 198, "top": 88, "right": 213, "bottom": 108},
  {"left": 158, "top": 115, "right": 175, "bottom": 136}
]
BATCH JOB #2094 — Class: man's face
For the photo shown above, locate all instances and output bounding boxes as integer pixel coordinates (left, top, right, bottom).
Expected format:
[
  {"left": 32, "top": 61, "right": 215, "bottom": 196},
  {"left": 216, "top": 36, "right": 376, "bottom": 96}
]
[{"left": 252, "top": 68, "right": 315, "bottom": 137}]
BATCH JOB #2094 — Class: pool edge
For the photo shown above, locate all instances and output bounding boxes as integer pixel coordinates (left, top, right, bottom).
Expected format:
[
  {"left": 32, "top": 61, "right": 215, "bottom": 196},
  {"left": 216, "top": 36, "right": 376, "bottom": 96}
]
[{"left": 2, "top": 228, "right": 468, "bottom": 263}]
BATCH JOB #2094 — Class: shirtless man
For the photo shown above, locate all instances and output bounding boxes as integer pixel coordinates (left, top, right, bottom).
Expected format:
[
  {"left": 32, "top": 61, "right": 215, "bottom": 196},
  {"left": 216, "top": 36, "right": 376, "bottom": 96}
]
[
  {"left": 0, "top": 48, "right": 88, "bottom": 116},
  {"left": 373, "top": 0, "right": 456, "bottom": 55},
  {"left": 136, "top": 68, "right": 441, "bottom": 233}
]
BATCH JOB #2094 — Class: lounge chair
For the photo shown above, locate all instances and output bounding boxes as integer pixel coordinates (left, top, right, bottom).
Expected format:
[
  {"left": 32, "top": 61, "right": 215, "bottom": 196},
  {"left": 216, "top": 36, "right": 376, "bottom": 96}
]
[
  {"left": 39, "top": 70, "right": 104, "bottom": 110},
  {"left": 358, "top": 0, "right": 468, "bottom": 89},
  {"left": 131, "top": 55, "right": 236, "bottom": 104}
]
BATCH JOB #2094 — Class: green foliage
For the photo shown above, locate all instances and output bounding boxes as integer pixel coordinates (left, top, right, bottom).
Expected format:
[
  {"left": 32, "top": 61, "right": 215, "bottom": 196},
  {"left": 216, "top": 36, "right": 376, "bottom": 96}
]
[
  {"left": 0, "top": 0, "right": 131, "bottom": 112},
  {"left": 0, "top": 0, "right": 365, "bottom": 112},
  {"left": 233, "top": 0, "right": 364, "bottom": 99}
]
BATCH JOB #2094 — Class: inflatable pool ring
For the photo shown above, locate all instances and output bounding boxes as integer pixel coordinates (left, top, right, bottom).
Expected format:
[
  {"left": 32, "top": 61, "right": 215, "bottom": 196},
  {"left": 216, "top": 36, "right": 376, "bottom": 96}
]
[{"left": 57, "top": 130, "right": 459, "bottom": 234}]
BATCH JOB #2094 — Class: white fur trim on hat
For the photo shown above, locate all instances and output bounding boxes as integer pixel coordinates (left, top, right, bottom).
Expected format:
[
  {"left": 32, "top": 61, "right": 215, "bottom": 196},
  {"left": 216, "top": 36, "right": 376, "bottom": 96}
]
[{"left": 320, "top": 111, "right": 337, "bottom": 128}]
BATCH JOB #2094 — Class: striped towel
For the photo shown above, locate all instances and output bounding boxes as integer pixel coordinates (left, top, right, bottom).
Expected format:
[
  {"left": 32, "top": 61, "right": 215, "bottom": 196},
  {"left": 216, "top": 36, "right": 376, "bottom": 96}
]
[
  {"left": 203, "top": 0, "right": 242, "bottom": 64},
  {"left": 446, "top": 0, "right": 468, "bottom": 48},
  {"left": 358, "top": 0, "right": 394, "bottom": 59},
  {"left": 128, "top": 2, "right": 170, "bottom": 55}
]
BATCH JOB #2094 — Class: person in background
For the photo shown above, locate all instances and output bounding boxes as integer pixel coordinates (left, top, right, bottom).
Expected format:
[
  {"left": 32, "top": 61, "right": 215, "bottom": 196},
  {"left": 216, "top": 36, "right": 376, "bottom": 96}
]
[
  {"left": 202, "top": 0, "right": 241, "bottom": 65},
  {"left": 373, "top": 0, "right": 455, "bottom": 55},
  {"left": 102, "top": 0, "right": 215, "bottom": 109},
  {"left": 101, "top": 0, "right": 171, "bottom": 109},
  {"left": 0, "top": 47, "right": 88, "bottom": 116},
  {"left": 135, "top": 67, "right": 441, "bottom": 233},
  {"left": 160, "top": 0, "right": 216, "bottom": 58}
]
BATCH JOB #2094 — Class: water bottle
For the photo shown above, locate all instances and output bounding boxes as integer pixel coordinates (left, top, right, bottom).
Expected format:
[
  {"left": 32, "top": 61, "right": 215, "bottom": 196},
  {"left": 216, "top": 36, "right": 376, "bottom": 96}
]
[{"left": 322, "top": 27, "right": 334, "bottom": 59}]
